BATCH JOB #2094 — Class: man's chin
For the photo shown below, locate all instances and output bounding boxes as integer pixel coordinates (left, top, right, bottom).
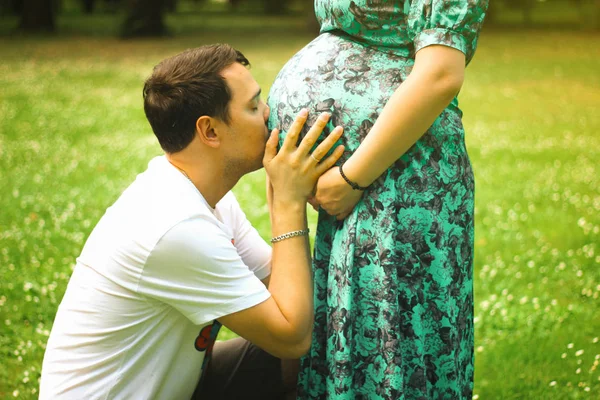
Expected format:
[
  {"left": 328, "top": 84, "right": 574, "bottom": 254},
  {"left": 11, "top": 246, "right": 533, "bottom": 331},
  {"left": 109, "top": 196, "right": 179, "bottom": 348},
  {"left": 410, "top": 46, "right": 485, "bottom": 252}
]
[
  {"left": 247, "top": 158, "right": 265, "bottom": 174},
  {"left": 247, "top": 165, "right": 262, "bottom": 174}
]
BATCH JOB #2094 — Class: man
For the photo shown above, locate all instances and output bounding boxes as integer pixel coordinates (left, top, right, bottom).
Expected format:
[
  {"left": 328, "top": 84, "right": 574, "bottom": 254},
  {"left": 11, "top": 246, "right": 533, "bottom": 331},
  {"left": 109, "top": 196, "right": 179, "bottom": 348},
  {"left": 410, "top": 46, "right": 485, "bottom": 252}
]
[{"left": 39, "top": 44, "right": 344, "bottom": 399}]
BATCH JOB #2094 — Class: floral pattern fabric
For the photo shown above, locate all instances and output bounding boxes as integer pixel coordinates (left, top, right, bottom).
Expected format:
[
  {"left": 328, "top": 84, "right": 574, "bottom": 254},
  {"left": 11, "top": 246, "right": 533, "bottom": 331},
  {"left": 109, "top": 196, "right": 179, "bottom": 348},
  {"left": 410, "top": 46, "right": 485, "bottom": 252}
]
[{"left": 267, "top": 1, "right": 487, "bottom": 399}]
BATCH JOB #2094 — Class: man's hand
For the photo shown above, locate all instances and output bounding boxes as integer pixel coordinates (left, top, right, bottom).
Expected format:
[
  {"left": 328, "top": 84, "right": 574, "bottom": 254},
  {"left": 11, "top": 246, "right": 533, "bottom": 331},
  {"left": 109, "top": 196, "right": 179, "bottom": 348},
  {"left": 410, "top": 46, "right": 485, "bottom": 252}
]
[
  {"left": 263, "top": 109, "right": 344, "bottom": 205},
  {"left": 309, "top": 166, "right": 363, "bottom": 220}
]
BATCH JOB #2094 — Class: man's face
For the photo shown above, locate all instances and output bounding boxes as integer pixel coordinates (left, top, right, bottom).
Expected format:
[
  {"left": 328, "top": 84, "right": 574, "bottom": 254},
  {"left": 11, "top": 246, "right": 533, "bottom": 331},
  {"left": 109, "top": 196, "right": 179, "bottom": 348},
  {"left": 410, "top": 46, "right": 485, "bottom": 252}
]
[{"left": 219, "top": 63, "right": 270, "bottom": 176}]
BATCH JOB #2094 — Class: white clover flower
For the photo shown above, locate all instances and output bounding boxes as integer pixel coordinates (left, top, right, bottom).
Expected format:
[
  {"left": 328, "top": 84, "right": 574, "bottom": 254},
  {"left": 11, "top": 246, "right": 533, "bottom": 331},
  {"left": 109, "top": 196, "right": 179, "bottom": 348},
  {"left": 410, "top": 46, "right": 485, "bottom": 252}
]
[{"left": 519, "top": 296, "right": 528, "bottom": 305}]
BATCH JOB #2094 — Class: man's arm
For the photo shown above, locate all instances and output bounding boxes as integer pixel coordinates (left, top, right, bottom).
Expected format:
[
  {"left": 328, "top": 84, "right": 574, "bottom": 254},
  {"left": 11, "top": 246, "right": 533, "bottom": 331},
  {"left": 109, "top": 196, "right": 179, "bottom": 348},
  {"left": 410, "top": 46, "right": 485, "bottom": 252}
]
[
  {"left": 218, "top": 111, "right": 344, "bottom": 358},
  {"left": 218, "top": 192, "right": 272, "bottom": 283},
  {"left": 219, "top": 202, "right": 311, "bottom": 358},
  {"left": 261, "top": 275, "right": 270, "bottom": 288}
]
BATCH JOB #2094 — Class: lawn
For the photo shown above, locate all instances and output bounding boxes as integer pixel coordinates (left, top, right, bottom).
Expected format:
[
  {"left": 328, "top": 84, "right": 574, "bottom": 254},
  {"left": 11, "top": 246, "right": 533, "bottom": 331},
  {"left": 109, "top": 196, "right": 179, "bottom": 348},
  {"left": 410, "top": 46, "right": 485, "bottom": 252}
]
[{"left": 1, "top": 9, "right": 599, "bottom": 400}]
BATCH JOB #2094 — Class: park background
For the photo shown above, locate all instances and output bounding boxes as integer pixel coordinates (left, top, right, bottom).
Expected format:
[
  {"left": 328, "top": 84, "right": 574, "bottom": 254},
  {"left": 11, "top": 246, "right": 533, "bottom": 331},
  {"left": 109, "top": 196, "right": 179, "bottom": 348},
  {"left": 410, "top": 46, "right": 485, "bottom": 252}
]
[{"left": 1, "top": 0, "right": 599, "bottom": 398}]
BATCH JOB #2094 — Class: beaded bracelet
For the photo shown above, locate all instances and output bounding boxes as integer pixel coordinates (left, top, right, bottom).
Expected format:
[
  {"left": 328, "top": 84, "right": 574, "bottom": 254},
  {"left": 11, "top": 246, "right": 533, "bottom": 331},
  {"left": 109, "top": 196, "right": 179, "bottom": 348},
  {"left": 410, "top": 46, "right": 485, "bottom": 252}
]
[
  {"left": 271, "top": 228, "right": 310, "bottom": 243},
  {"left": 339, "top": 164, "right": 369, "bottom": 191}
]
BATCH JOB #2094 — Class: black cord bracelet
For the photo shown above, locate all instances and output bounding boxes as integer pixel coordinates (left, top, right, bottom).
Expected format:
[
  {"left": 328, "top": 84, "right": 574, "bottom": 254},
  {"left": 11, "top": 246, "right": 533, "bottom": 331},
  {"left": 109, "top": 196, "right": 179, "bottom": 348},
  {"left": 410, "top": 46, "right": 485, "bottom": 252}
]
[{"left": 339, "top": 164, "right": 369, "bottom": 191}]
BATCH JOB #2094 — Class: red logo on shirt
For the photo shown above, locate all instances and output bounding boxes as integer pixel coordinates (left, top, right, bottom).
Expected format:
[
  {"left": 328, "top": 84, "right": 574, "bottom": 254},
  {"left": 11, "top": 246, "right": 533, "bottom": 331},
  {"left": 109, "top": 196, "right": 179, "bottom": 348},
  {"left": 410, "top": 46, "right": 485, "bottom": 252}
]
[
  {"left": 195, "top": 321, "right": 222, "bottom": 368},
  {"left": 231, "top": 238, "right": 235, "bottom": 245},
  {"left": 194, "top": 325, "right": 213, "bottom": 352}
]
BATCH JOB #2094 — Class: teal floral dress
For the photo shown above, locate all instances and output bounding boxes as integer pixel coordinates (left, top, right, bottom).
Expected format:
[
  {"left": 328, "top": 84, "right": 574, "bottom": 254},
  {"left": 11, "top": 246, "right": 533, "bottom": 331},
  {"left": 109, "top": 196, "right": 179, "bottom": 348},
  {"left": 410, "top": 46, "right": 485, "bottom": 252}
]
[{"left": 267, "top": 1, "right": 488, "bottom": 398}]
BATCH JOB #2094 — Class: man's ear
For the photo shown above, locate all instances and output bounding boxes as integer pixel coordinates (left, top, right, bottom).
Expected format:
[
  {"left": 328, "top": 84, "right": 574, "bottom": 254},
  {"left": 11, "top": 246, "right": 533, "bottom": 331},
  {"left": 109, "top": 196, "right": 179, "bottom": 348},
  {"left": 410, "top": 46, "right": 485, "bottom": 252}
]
[{"left": 195, "top": 116, "right": 222, "bottom": 148}]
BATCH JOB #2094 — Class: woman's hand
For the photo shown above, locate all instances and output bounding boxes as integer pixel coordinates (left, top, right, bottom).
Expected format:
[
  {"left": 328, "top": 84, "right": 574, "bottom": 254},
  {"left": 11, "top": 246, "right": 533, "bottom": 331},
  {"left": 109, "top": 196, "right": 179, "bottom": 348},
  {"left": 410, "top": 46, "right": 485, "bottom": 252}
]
[{"left": 310, "top": 166, "right": 364, "bottom": 220}]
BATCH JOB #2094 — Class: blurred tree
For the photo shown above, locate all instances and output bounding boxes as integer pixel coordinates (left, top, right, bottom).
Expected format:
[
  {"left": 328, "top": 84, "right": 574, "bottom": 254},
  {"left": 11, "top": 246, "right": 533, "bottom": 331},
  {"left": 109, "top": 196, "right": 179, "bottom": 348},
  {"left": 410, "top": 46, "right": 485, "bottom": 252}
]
[
  {"left": 166, "top": 0, "right": 177, "bottom": 13},
  {"left": 589, "top": 0, "right": 600, "bottom": 30},
  {"left": 569, "top": 0, "right": 600, "bottom": 29},
  {"left": 585, "top": 0, "right": 600, "bottom": 30},
  {"left": 226, "top": 0, "right": 291, "bottom": 14},
  {"left": 228, "top": 0, "right": 242, "bottom": 10},
  {"left": 104, "top": 0, "right": 121, "bottom": 13},
  {"left": 485, "top": 0, "right": 498, "bottom": 25},
  {"left": 121, "top": 0, "right": 167, "bottom": 37},
  {"left": 19, "top": 0, "right": 55, "bottom": 32},
  {"left": 81, "top": 0, "right": 95, "bottom": 13},
  {"left": 1, "top": 0, "right": 23, "bottom": 15},
  {"left": 302, "top": 0, "right": 319, "bottom": 34},
  {"left": 264, "top": 0, "right": 287, "bottom": 14},
  {"left": 504, "top": 0, "right": 536, "bottom": 26}
]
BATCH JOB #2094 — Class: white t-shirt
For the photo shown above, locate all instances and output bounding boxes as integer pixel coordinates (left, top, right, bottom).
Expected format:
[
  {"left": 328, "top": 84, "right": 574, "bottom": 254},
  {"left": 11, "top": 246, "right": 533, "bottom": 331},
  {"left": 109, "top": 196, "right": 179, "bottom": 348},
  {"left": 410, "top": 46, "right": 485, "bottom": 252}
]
[{"left": 40, "top": 156, "right": 272, "bottom": 400}]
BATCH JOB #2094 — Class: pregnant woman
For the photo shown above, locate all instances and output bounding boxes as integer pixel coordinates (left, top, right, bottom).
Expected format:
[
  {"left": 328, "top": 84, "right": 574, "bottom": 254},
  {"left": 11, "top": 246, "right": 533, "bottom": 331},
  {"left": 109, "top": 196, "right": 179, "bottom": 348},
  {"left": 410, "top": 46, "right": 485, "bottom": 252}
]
[{"left": 268, "top": 1, "right": 488, "bottom": 398}]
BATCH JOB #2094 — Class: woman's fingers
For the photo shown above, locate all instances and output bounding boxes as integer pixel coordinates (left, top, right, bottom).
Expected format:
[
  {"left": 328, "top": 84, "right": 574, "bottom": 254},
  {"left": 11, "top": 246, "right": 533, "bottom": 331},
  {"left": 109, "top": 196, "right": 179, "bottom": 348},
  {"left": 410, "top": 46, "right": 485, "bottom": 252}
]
[
  {"left": 280, "top": 109, "right": 309, "bottom": 152},
  {"left": 297, "top": 112, "right": 331, "bottom": 155}
]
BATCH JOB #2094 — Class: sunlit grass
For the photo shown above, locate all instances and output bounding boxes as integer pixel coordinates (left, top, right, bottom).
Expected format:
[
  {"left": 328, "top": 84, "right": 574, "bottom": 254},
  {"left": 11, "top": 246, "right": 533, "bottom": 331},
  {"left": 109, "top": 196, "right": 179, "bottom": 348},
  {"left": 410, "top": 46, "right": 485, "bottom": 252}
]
[
  {"left": 1, "top": 14, "right": 599, "bottom": 400},
  {"left": 462, "top": 30, "right": 600, "bottom": 399}
]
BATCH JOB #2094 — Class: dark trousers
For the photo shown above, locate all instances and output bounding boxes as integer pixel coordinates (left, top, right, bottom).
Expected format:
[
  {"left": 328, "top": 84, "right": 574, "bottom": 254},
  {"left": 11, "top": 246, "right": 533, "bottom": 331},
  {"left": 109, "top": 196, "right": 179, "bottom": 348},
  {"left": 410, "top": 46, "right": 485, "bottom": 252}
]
[{"left": 192, "top": 337, "right": 299, "bottom": 400}]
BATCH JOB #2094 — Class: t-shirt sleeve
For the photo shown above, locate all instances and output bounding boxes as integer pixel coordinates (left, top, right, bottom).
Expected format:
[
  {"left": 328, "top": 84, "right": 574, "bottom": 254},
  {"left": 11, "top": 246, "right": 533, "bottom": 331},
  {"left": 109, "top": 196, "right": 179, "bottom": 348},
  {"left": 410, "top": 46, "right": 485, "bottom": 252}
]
[
  {"left": 218, "top": 192, "right": 272, "bottom": 281},
  {"left": 138, "top": 217, "right": 271, "bottom": 326},
  {"left": 407, "top": 0, "right": 489, "bottom": 65}
]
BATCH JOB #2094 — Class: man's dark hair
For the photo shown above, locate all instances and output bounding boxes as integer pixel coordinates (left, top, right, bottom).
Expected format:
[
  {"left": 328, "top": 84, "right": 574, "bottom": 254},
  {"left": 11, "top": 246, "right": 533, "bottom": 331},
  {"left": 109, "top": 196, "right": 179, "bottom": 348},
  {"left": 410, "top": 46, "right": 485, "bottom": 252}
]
[{"left": 143, "top": 44, "right": 249, "bottom": 153}]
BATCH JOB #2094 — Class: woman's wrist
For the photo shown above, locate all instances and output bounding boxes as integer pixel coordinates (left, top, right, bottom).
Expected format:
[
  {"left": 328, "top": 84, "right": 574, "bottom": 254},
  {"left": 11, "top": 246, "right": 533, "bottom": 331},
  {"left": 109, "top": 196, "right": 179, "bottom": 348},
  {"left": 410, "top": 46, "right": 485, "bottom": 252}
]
[
  {"left": 340, "top": 157, "right": 376, "bottom": 189},
  {"left": 339, "top": 164, "right": 369, "bottom": 191}
]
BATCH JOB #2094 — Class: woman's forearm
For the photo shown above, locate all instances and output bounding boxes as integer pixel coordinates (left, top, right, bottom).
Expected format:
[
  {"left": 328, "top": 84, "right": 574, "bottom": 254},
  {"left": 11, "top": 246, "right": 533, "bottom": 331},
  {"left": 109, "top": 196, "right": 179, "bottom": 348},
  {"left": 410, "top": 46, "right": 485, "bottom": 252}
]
[{"left": 342, "top": 45, "right": 466, "bottom": 187}]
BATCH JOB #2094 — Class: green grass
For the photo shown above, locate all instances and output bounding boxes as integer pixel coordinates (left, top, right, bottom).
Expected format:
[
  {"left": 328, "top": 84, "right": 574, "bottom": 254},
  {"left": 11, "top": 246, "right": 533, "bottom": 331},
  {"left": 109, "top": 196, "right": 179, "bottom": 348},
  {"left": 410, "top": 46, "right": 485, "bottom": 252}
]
[{"left": 1, "top": 11, "right": 599, "bottom": 400}]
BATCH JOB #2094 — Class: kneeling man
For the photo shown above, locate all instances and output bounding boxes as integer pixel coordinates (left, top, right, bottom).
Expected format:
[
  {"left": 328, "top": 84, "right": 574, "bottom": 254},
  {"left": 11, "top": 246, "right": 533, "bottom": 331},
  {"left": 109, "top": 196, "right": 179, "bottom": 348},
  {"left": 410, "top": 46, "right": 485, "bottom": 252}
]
[{"left": 39, "top": 44, "right": 344, "bottom": 400}]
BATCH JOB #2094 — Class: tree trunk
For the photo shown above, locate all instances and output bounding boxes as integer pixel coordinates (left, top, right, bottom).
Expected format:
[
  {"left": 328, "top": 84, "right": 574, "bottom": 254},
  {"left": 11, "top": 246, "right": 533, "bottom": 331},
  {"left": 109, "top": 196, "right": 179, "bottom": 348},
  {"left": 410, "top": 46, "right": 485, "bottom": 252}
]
[
  {"left": 19, "top": 0, "right": 55, "bottom": 32},
  {"left": 522, "top": 0, "right": 534, "bottom": 27},
  {"left": 264, "top": 0, "right": 287, "bottom": 15},
  {"left": 81, "top": 0, "right": 95, "bottom": 13},
  {"left": 165, "top": 0, "right": 177, "bottom": 13},
  {"left": 8, "top": 0, "right": 24, "bottom": 15},
  {"left": 485, "top": 1, "right": 497, "bottom": 25},
  {"left": 104, "top": 0, "right": 121, "bottom": 14},
  {"left": 229, "top": 0, "right": 242, "bottom": 10},
  {"left": 304, "top": 0, "right": 319, "bottom": 34},
  {"left": 596, "top": 0, "right": 600, "bottom": 30},
  {"left": 121, "top": 0, "right": 167, "bottom": 38}
]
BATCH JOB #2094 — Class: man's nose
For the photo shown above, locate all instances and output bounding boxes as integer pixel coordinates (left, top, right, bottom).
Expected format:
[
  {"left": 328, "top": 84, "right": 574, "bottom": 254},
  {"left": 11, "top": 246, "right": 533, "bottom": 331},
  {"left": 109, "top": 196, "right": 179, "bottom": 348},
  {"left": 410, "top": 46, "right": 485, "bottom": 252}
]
[{"left": 264, "top": 105, "right": 270, "bottom": 121}]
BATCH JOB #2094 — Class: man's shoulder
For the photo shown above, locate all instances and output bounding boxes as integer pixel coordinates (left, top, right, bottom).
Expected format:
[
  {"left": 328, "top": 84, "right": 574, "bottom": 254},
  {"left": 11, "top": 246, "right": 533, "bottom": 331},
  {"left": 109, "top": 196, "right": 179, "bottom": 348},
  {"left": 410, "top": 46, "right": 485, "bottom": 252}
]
[
  {"left": 117, "top": 156, "right": 213, "bottom": 222},
  {"left": 79, "top": 156, "right": 216, "bottom": 264}
]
